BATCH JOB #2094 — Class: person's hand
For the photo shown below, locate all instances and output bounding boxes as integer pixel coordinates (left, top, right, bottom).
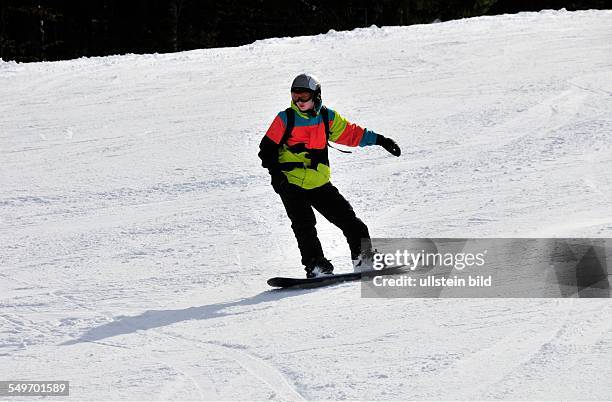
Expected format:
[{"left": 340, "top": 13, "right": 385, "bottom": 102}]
[
  {"left": 270, "top": 170, "right": 290, "bottom": 194},
  {"left": 376, "top": 135, "right": 401, "bottom": 157}
]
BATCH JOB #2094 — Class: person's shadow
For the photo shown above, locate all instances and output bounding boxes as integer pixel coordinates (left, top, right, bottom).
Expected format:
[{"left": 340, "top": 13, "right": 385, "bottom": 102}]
[{"left": 61, "top": 288, "right": 312, "bottom": 346}]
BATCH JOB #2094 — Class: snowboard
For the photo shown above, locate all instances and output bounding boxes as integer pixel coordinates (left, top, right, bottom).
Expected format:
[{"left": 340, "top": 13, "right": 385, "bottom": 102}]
[{"left": 267, "top": 265, "right": 407, "bottom": 289}]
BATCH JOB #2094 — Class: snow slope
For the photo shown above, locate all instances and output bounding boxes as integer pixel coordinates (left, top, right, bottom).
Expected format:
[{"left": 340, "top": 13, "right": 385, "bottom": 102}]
[{"left": 2, "top": 9, "right": 612, "bottom": 401}]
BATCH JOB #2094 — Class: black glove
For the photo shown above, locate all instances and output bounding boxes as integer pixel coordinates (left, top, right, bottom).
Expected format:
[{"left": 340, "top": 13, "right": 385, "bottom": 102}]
[
  {"left": 270, "top": 170, "right": 290, "bottom": 194},
  {"left": 376, "top": 135, "right": 401, "bottom": 157}
]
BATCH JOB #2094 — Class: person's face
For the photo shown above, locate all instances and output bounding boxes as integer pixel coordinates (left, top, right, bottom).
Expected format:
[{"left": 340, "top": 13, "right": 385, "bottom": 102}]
[{"left": 291, "top": 90, "right": 314, "bottom": 111}]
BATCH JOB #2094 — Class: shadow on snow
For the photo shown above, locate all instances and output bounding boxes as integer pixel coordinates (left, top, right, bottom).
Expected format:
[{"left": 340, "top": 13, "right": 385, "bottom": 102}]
[{"left": 61, "top": 287, "right": 313, "bottom": 346}]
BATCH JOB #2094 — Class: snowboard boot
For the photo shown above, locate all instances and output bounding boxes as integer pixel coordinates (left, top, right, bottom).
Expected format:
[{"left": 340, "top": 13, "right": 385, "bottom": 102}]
[
  {"left": 352, "top": 249, "right": 378, "bottom": 273},
  {"left": 305, "top": 257, "right": 334, "bottom": 278}
]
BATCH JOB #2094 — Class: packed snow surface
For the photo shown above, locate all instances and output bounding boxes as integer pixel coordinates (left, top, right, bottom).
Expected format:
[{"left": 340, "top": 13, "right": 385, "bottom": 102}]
[{"left": 1, "top": 9, "right": 612, "bottom": 400}]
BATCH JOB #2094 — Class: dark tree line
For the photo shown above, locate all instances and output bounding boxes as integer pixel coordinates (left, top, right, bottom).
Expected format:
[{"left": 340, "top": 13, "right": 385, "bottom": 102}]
[{"left": 0, "top": 0, "right": 608, "bottom": 62}]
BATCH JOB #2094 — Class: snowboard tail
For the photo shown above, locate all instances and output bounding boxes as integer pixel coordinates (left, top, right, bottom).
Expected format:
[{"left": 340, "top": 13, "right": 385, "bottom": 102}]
[{"left": 267, "top": 265, "right": 406, "bottom": 289}]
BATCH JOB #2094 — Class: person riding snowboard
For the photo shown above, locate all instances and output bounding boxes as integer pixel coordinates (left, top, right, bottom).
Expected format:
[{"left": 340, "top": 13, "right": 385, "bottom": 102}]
[{"left": 258, "top": 73, "right": 401, "bottom": 278}]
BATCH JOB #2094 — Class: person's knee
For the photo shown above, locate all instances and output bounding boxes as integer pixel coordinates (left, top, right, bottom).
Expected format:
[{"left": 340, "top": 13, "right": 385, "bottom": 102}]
[
  {"left": 337, "top": 215, "right": 368, "bottom": 234},
  {"left": 291, "top": 219, "right": 317, "bottom": 235}
]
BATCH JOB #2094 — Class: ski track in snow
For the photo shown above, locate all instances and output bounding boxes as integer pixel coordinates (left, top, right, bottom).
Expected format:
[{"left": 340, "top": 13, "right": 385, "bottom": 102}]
[{"left": 1, "top": 9, "right": 612, "bottom": 400}]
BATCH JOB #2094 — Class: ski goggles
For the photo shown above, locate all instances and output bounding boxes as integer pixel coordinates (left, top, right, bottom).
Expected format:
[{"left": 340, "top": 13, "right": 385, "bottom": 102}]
[{"left": 291, "top": 90, "right": 313, "bottom": 103}]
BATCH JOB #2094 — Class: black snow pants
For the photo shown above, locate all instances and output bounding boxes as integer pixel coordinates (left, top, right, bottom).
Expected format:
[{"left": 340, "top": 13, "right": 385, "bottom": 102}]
[{"left": 278, "top": 182, "right": 371, "bottom": 266}]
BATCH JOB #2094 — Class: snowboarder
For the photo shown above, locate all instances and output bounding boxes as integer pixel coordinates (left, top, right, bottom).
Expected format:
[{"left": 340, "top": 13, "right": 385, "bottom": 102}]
[{"left": 258, "top": 73, "right": 401, "bottom": 278}]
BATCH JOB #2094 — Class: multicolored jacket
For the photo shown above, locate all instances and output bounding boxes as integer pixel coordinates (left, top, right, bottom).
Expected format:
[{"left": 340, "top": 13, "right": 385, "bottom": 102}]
[{"left": 259, "top": 102, "right": 378, "bottom": 190}]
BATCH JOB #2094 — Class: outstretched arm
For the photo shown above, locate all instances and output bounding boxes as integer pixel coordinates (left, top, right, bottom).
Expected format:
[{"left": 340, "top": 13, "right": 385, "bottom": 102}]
[{"left": 328, "top": 109, "right": 401, "bottom": 156}]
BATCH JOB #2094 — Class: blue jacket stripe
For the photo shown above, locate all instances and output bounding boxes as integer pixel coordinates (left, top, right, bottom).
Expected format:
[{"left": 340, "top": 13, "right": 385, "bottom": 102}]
[{"left": 359, "top": 129, "right": 378, "bottom": 147}]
